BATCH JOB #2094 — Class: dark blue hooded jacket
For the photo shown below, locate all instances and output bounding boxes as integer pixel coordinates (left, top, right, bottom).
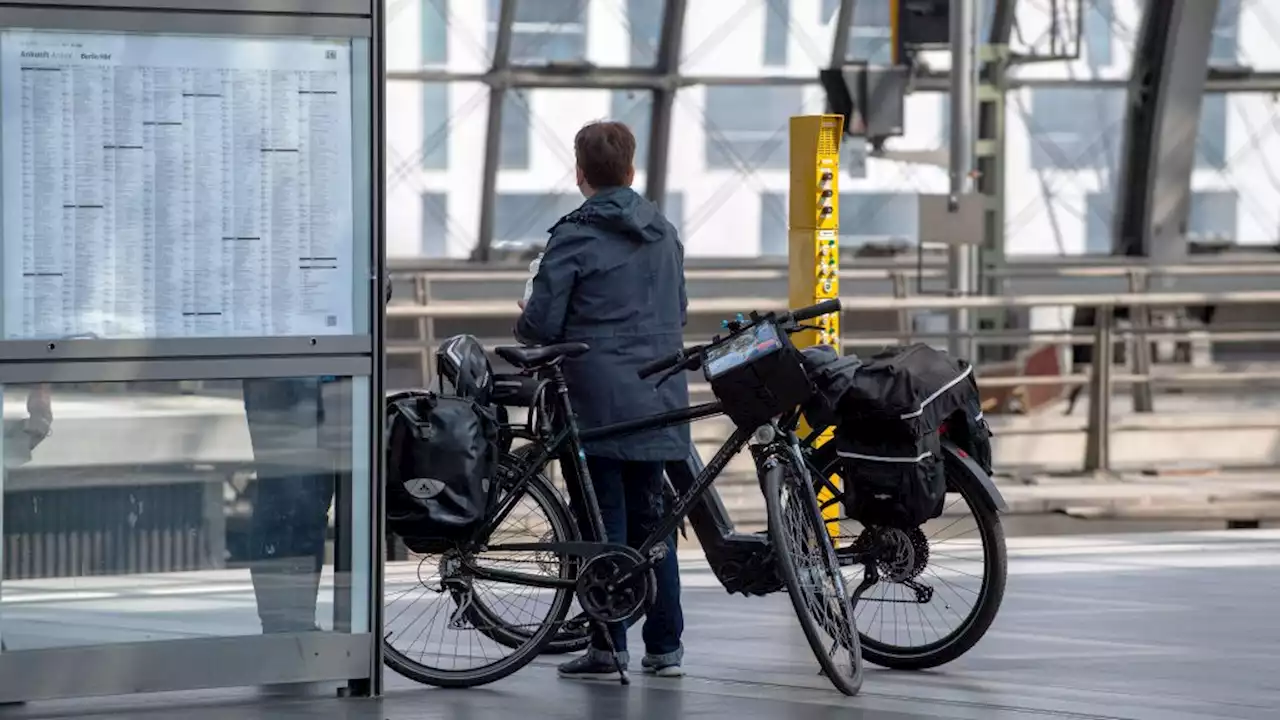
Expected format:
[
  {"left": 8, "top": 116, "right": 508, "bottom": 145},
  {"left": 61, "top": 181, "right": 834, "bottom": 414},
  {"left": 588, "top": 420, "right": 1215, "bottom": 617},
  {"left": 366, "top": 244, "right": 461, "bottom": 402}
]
[{"left": 516, "top": 186, "right": 691, "bottom": 461}]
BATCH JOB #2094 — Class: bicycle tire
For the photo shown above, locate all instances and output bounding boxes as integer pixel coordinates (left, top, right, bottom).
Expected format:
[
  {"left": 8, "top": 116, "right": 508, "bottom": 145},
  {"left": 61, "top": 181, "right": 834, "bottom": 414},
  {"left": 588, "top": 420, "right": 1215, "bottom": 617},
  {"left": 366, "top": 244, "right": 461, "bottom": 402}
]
[
  {"left": 763, "top": 454, "right": 864, "bottom": 696},
  {"left": 382, "top": 468, "right": 576, "bottom": 688},
  {"left": 809, "top": 440, "right": 1008, "bottom": 670}
]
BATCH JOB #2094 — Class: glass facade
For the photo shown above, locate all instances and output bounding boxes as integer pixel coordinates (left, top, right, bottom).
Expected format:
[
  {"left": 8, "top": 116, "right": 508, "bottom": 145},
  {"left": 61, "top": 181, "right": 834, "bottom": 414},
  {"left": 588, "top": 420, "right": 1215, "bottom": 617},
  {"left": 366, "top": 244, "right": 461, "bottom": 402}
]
[
  {"left": 385, "top": 0, "right": 1280, "bottom": 259},
  {"left": 0, "top": 377, "right": 371, "bottom": 649}
]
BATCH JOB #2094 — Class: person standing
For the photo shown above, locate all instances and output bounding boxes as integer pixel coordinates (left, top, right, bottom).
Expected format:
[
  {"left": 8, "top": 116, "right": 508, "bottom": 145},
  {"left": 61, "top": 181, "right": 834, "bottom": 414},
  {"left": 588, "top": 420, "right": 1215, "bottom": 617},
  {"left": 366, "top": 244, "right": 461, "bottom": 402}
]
[{"left": 516, "top": 120, "right": 690, "bottom": 681}]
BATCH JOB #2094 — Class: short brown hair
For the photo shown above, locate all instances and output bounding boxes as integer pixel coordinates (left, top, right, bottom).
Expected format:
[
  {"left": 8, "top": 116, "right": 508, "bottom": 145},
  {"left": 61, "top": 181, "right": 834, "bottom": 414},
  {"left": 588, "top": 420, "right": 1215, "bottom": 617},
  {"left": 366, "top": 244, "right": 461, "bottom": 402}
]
[{"left": 574, "top": 121, "right": 636, "bottom": 188}]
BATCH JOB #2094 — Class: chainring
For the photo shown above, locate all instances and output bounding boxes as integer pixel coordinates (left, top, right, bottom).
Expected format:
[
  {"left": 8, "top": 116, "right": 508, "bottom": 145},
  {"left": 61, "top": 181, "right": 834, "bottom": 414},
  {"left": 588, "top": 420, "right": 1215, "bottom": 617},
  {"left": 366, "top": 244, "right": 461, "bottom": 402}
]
[{"left": 575, "top": 550, "right": 654, "bottom": 624}]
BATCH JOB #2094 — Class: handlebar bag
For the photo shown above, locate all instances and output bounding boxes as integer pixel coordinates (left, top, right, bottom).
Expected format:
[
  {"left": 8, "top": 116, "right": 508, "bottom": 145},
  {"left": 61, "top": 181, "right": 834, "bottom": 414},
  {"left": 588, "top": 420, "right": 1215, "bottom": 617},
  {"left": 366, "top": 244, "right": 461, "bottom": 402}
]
[
  {"left": 703, "top": 319, "right": 812, "bottom": 429},
  {"left": 385, "top": 390, "right": 500, "bottom": 553}
]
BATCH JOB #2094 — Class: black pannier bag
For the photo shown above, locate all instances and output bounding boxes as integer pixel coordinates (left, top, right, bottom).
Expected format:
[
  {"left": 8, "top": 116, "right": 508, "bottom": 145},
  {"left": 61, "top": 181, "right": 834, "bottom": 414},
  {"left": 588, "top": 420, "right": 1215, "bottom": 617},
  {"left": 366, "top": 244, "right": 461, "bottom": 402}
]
[
  {"left": 704, "top": 319, "right": 813, "bottom": 429},
  {"left": 839, "top": 343, "right": 973, "bottom": 435},
  {"left": 837, "top": 432, "right": 946, "bottom": 529},
  {"left": 800, "top": 344, "right": 863, "bottom": 429},
  {"left": 944, "top": 379, "right": 994, "bottom": 475},
  {"left": 805, "top": 343, "right": 991, "bottom": 527},
  {"left": 385, "top": 389, "right": 501, "bottom": 553}
]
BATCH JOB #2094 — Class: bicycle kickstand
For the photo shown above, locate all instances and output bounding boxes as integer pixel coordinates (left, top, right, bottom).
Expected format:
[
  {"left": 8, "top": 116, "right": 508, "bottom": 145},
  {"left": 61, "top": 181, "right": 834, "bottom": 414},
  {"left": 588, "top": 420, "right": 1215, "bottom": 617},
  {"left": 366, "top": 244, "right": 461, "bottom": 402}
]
[{"left": 594, "top": 621, "right": 630, "bottom": 686}]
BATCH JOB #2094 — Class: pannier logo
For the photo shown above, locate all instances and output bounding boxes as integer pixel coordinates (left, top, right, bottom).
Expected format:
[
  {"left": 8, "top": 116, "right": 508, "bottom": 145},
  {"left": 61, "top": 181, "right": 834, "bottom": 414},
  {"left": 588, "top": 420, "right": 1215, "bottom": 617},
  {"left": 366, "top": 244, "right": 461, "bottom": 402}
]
[{"left": 405, "top": 477, "right": 445, "bottom": 500}]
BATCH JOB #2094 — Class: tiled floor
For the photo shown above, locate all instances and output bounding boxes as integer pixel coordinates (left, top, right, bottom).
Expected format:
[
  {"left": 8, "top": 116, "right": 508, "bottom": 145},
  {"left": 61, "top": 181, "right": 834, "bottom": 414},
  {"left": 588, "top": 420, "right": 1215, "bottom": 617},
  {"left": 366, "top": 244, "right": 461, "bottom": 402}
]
[{"left": 7, "top": 529, "right": 1280, "bottom": 719}]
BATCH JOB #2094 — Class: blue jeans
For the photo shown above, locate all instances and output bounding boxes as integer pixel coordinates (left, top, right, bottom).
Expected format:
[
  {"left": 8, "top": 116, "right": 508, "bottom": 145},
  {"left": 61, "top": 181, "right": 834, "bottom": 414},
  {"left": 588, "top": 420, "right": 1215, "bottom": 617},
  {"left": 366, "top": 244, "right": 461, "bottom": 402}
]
[
  {"left": 584, "top": 455, "right": 684, "bottom": 657},
  {"left": 243, "top": 377, "right": 340, "bottom": 633}
]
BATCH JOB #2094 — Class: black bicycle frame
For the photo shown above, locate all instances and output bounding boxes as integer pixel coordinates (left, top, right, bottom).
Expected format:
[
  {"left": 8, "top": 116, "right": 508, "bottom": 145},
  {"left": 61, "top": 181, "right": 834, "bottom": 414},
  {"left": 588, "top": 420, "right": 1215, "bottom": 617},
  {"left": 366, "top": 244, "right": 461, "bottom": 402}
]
[{"left": 468, "top": 362, "right": 778, "bottom": 590}]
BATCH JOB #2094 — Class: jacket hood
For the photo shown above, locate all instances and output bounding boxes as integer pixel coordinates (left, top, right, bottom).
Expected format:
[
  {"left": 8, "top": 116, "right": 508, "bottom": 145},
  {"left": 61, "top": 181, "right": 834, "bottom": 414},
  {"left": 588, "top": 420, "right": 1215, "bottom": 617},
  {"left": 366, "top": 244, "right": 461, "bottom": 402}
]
[{"left": 569, "top": 186, "right": 666, "bottom": 243}]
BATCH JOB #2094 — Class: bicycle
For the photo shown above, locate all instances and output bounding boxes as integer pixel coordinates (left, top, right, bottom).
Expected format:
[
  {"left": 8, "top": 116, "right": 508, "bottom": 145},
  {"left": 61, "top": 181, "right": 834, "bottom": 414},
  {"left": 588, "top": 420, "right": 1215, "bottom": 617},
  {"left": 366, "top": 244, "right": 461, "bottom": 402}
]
[
  {"left": 383, "top": 299, "right": 864, "bottom": 695},
  {"left": 394, "top": 321, "right": 1011, "bottom": 673}
]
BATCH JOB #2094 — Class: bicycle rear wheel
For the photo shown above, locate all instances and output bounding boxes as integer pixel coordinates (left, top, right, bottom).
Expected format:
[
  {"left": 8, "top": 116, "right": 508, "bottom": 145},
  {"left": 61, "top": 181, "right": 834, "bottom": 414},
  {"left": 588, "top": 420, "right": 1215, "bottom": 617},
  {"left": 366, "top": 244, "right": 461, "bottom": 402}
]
[
  {"left": 763, "top": 453, "right": 863, "bottom": 696},
  {"left": 465, "top": 447, "right": 591, "bottom": 656},
  {"left": 808, "top": 439, "right": 1008, "bottom": 670},
  {"left": 383, "top": 469, "right": 575, "bottom": 688}
]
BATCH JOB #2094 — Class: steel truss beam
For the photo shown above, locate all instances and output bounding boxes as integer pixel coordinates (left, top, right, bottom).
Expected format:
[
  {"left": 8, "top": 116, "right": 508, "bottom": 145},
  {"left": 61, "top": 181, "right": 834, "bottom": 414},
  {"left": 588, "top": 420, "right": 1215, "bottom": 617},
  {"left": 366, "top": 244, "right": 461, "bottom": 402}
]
[
  {"left": 1115, "top": 0, "right": 1221, "bottom": 262},
  {"left": 473, "top": 0, "right": 516, "bottom": 262},
  {"left": 644, "top": 0, "right": 687, "bottom": 209},
  {"left": 387, "top": 68, "right": 1280, "bottom": 94}
]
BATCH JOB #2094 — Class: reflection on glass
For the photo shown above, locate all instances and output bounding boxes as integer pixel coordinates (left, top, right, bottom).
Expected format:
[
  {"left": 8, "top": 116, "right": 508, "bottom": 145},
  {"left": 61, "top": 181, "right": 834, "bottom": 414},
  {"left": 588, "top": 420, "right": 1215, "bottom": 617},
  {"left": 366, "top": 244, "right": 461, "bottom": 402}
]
[
  {"left": 703, "top": 85, "right": 806, "bottom": 171},
  {"left": 0, "top": 377, "right": 368, "bottom": 650},
  {"left": 625, "top": 0, "right": 664, "bottom": 66},
  {"left": 487, "top": 0, "right": 588, "bottom": 65}
]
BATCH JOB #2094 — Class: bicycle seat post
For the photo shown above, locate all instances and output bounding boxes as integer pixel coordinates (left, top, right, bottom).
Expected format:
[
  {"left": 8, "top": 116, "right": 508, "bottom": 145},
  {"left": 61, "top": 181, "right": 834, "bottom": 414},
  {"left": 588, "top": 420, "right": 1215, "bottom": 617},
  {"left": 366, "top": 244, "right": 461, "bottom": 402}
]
[{"left": 546, "top": 362, "right": 611, "bottom": 546}]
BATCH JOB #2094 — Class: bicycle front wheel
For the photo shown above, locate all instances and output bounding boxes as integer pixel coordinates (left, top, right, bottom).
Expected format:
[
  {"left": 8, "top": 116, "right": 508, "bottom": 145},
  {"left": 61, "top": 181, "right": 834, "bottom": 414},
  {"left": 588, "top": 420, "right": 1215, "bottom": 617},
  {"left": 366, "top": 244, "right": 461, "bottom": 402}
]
[{"left": 763, "top": 453, "right": 864, "bottom": 696}]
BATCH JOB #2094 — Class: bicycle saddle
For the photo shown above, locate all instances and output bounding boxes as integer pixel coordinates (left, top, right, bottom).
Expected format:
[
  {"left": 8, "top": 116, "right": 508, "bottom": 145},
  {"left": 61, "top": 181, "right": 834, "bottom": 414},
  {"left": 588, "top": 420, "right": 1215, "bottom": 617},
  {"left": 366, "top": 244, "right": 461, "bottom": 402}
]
[{"left": 495, "top": 342, "right": 590, "bottom": 368}]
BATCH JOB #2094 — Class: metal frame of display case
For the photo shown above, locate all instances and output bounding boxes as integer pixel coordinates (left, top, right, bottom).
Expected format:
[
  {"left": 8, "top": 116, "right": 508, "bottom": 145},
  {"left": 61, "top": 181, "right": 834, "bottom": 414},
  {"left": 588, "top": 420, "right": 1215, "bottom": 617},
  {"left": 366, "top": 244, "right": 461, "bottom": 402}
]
[{"left": 0, "top": 0, "right": 385, "bottom": 704}]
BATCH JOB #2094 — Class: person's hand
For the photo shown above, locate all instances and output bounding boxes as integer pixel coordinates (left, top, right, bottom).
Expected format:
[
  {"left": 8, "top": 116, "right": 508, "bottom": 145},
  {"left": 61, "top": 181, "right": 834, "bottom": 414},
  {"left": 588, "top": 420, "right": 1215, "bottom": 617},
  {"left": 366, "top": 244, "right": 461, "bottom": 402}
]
[{"left": 517, "top": 298, "right": 526, "bottom": 310}]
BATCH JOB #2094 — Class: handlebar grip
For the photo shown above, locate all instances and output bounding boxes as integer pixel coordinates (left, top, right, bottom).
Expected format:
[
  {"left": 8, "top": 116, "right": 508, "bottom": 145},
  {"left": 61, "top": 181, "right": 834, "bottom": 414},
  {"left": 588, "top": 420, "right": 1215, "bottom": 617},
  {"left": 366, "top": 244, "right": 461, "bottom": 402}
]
[
  {"left": 792, "top": 298, "right": 842, "bottom": 323},
  {"left": 638, "top": 352, "right": 681, "bottom": 380}
]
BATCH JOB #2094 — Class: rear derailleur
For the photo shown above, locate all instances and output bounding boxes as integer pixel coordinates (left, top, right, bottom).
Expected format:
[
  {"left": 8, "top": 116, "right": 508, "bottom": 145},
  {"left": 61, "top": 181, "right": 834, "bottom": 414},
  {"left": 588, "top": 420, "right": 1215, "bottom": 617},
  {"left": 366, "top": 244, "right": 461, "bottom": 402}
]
[{"left": 847, "top": 526, "right": 935, "bottom": 606}]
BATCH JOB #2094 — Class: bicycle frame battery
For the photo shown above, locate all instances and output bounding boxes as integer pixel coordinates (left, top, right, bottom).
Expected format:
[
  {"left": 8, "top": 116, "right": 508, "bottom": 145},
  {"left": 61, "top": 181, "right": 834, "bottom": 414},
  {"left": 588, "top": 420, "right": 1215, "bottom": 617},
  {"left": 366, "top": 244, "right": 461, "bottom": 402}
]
[{"left": 703, "top": 319, "right": 813, "bottom": 429}]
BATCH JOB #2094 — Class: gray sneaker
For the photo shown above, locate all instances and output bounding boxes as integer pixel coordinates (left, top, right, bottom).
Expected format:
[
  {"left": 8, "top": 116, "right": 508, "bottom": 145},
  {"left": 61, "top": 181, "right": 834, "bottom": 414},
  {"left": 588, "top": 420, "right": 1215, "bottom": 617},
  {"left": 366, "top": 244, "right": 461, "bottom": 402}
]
[
  {"left": 558, "top": 648, "right": 629, "bottom": 682},
  {"left": 641, "top": 646, "right": 684, "bottom": 678}
]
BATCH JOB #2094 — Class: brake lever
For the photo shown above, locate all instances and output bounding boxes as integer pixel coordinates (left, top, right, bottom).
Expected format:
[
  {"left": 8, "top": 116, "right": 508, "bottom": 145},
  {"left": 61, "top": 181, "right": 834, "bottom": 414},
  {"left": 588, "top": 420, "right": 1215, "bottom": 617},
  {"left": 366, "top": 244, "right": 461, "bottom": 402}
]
[{"left": 654, "top": 365, "right": 682, "bottom": 389}]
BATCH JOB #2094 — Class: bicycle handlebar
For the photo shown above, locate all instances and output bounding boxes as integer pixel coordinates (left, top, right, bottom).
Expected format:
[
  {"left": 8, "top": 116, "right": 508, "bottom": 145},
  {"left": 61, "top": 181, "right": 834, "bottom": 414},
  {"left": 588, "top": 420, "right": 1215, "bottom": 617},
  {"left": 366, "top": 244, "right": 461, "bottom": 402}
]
[
  {"left": 636, "top": 299, "right": 842, "bottom": 381},
  {"left": 637, "top": 347, "right": 699, "bottom": 380}
]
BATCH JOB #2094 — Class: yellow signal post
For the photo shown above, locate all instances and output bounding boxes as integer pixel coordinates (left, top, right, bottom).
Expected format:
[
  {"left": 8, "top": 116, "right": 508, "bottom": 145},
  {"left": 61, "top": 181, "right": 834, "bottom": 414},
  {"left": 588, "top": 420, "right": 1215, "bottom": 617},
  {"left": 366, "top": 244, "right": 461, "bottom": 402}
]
[{"left": 787, "top": 114, "right": 843, "bottom": 538}]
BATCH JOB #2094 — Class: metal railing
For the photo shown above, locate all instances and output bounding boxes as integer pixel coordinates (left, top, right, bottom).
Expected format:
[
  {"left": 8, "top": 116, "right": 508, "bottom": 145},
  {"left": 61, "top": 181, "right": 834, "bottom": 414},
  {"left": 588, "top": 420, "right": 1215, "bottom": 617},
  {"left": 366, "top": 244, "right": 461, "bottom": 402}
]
[{"left": 386, "top": 261, "right": 1280, "bottom": 474}]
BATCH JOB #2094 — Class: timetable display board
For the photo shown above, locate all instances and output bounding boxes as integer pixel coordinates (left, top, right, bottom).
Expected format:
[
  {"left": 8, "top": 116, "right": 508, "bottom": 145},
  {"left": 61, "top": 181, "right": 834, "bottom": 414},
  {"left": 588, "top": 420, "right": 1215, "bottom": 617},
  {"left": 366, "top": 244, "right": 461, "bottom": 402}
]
[{"left": 0, "top": 29, "right": 358, "bottom": 340}]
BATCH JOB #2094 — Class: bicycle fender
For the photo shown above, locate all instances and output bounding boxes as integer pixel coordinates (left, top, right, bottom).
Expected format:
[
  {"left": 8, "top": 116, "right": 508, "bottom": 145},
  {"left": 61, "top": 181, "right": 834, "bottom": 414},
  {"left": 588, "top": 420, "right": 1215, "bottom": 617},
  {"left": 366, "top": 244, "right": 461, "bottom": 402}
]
[{"left": 941, "top": 439, "right": 1008, "bottom": 514}]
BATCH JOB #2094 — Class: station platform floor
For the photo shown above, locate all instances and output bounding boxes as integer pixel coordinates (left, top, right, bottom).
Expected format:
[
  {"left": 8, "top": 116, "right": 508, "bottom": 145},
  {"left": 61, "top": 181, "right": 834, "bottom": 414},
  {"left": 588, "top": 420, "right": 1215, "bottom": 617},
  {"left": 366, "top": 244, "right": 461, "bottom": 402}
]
[{"left": 8, "top": 528, "right": 1280, "bottom": 720}]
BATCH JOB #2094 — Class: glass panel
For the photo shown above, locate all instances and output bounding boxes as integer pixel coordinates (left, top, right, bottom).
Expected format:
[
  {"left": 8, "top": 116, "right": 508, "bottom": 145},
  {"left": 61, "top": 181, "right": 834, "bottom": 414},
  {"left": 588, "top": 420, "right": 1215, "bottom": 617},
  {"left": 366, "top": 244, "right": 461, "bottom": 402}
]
[
  {"left": 502, "top": 89, "right": 652, "bottom": 254},
  {"left": 1197, "top": 94, "right": 1228, "bottom": 170},
  {"left": 609, "top": 89, "right": 653, "bottom": 171},
  {"left": 1194, "top": 95, "right": 1279, "bottom": 247},
  {"left": 673, "top": 85, "right": 947, "bottom": 256},
  {"left": 1024, "top": 87, "right": 1126, "bottom": 171},
  {"left": 760, "top": 191, "right": 787, "bottom": 256},
  {"left": 625, "top": 0, "right": 665, "bottom": 66},
  {"left": 1188, "top": 191, "right": 1238, "bottom": 243},
  {"left": 487, "top": 0, "right": 589, "bottom": 66},
  {"left": 1084, "top": 191, "right": 1115, "bottom": 255},
  {"left": 665, "top": 191, "right": 686, "bottom": 240},
  {"left": 492, "top": 192, "right": 580, "bottom": 252},
  {"left": 1085, "top": 0, "right": 1115, "bottom": 69},
  {"left": 1005, "top": 86, "right": 1126, "bottom": 256},
  {"left": 1210, "top": 0, "right": 1241, "bottom": 66},
  {"left": 0, "top": 375, "right": 370, "bottom": 649},
  {"left": 420, "top": 0, "right": 449, "bottom": 65},
  {"left": 421, "top": 192, "right": 449, "bottom": 256},
  {"left": 386, "top": 0, "right": 487, "bottom": 73},
  {"left": 421, "top": 82, "right": 449, "bottom": 170},
  {"left": 385, "top": 79, "right": 485, "bottom": 259},
  {"left": 0, "top": 29, "right": 372, "bottom": 340},
  {"left": 1239, "top": 1, "right": 1280, "bottom": 70},
  {"left": 501, "top": 90, "right": 533, "bottom": 170},
  {"left": 702, "top": 85, "right": 806, "bottom": 171},
  {"left": 763, "top": 0, "right": 790, "bottom": 67},
  {"left": 1013, "top": 0, "right": 1142, "bottom": 78},
  {"left": 839, "top": 192, "right": 919, "bottom": 246}
]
